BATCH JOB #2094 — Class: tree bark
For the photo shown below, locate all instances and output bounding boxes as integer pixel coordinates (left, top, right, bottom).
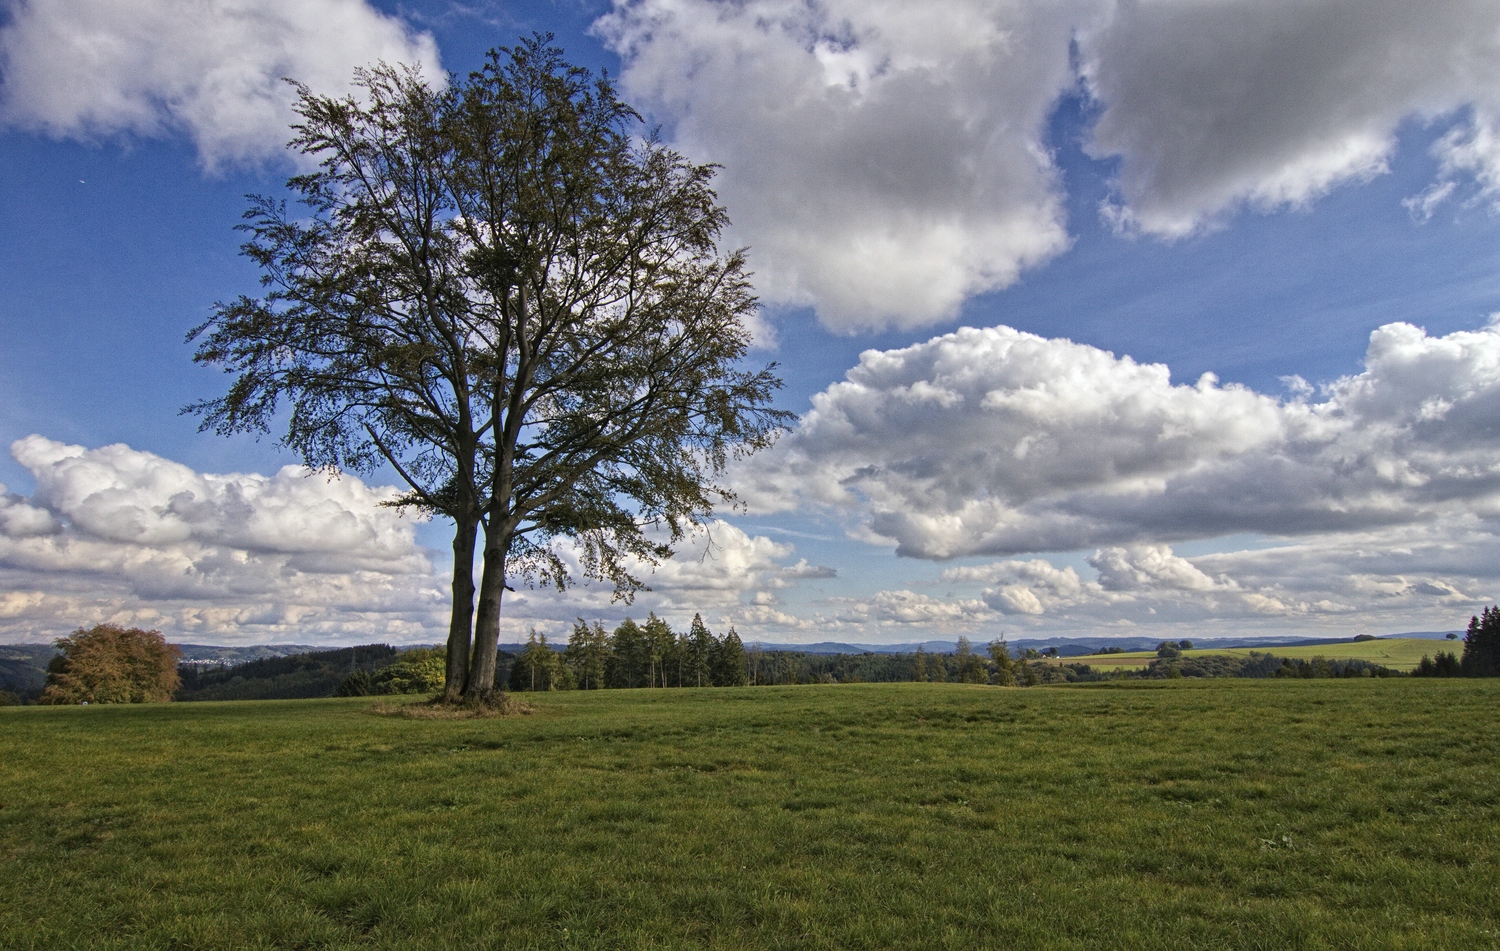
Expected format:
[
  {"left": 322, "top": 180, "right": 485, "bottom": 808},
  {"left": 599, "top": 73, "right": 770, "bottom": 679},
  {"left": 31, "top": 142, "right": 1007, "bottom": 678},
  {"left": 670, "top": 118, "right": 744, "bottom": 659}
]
[
  {"left": 465, "top": 521, "right": 510, "bottom": 700},
  {"left": 443, "top": 515, "right": 478, "bottom": 702}
]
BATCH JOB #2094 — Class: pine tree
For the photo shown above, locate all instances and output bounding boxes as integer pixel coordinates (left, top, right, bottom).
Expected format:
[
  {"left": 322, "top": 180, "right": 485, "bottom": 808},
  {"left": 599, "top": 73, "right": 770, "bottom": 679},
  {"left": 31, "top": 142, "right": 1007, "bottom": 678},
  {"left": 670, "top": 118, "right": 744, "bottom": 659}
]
[
  {"left": 565, "top": 620, "right": 610, "bottom": 690},
  {"left": 713, "top": 627, "right": 748, "bottom": 686},
  {"left": 686, "top": 613, "right": 715, "bottom": 688},
  {"left": 1460, "top": 605, "right": 1500, "bottom": 677},
  {"left": 643, "top": 614, "right": 676, "bottom": 688},
  {"left": 511, "top": 630, "right": 561, "bottom": 691},
  {"left": 609, "top": 618, "right": 650, "bottom": 689}
]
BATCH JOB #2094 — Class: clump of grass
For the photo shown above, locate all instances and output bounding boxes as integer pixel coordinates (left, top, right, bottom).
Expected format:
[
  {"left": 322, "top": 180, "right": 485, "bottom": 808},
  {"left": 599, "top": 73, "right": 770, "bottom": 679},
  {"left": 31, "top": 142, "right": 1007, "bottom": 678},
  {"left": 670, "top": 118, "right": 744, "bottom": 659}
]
[{"left": 367, "top": 693, "right": 532, "bottom": 719}]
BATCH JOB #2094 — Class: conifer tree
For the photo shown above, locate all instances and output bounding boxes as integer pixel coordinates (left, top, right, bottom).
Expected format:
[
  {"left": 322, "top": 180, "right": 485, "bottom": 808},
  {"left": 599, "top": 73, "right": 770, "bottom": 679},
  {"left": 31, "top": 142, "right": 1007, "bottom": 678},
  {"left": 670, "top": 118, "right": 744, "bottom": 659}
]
[
  {"left": 1460, "top": 605, "right": 1499, "bottom": 677},
  {"left": 685, "top": 613, "right": 715, "bottom": 688},
  {"left": 511, "top": 629, "right": 562, "bottom": 691},
  {"left": 643, "top": 614, "right": 676, "bottom": 688},
  {"left": 713, "top": 627, "right": 748, "bottom": 686},
  {"left": 565, "top": 620, "right": 610, "bottom": 690},
  {"left": 609, "top": 618, "right": 650, "bottom": 688}
]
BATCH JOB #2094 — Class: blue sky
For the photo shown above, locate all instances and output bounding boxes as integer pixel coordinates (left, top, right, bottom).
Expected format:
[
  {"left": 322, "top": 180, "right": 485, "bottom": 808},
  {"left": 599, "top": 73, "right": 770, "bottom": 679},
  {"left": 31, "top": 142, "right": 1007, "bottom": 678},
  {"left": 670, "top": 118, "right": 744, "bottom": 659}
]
[{"left": 3, "top": 0, "right": 1500, "bottom": 645}]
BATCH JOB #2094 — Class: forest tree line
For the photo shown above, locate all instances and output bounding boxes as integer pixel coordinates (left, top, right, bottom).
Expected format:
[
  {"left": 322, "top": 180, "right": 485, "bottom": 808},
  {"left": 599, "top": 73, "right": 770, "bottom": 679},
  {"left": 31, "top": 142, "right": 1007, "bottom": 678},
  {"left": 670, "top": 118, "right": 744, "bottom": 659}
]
[{"left": 6, "top": 605, "right": 1499, "bottom": 704}]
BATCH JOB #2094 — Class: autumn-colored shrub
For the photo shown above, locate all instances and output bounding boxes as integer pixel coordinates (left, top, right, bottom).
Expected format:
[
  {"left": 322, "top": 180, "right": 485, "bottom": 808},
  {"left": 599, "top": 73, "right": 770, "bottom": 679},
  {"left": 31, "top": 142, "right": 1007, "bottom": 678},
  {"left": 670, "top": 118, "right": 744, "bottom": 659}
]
[{"left": 39, "top": 625, "right": 182, "bottom": 704}]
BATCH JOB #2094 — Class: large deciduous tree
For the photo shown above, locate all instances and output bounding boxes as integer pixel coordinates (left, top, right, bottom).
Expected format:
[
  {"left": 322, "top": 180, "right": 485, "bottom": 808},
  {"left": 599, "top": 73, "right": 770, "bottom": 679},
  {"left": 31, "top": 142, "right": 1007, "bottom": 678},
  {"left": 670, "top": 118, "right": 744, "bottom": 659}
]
[
  {"left": 40, "top": 625, "right": 182, "bottom": 704},
  {"left": 191, "top": 36, "right": 788, "bottom": 703}
]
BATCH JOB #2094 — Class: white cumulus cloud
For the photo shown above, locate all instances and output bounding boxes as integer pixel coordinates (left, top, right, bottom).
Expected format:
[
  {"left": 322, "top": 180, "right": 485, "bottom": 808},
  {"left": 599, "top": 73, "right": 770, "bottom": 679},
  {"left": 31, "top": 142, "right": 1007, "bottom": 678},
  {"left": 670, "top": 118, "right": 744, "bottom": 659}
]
[
  {"left": 740, "top": 319, "right": 1500, "bottom": 560},
  {"left": 0, "top": 437, "right": 837, "bottom": 645},
  {"left": 0, "top": 436, "right": 445, "bottom": 642},
  {"left": 0, "top": 0, "right": 442, "bottom": 167},
  {"left": 599, "top": 0, "right": 1500, "bottom": 319},
  {"left": 597, "top": 0, "right": 1087, "bottom": 331},
  {"left": 1080, "top": 0, "right": 1500, "bottom": 236}
]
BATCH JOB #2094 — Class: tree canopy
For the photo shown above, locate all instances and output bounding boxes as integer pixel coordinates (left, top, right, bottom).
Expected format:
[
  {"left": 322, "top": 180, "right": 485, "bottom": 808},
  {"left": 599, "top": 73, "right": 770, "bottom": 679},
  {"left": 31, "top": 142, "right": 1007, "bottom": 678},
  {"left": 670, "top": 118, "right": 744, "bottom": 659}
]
[
  {"left": 40, "top": 625, "right": 181, "bottom": 704},
  {"left": 190, "top": 36, "right": 788, "bottom": 702},
  {"left": 1461, "top": 605, "right": 1499, "bottom": 677}
]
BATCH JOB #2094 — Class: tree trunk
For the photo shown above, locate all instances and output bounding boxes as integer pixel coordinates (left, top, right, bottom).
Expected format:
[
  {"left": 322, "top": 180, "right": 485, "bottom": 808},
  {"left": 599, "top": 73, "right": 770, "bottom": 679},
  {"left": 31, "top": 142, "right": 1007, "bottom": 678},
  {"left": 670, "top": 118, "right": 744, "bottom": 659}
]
[
  {"left": 443, "top": 515, "right": 478, "bottom": 702},
  {"left": 465, "top": 522, "right": 510, "bottom": 700}
]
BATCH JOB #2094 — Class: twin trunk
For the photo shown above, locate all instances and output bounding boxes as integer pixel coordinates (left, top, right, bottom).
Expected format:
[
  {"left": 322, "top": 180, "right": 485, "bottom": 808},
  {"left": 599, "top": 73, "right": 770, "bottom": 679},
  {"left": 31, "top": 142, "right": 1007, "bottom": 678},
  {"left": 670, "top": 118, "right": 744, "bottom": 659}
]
[{"left": 445, "top": 516, "right": 512, "bottom": 702}]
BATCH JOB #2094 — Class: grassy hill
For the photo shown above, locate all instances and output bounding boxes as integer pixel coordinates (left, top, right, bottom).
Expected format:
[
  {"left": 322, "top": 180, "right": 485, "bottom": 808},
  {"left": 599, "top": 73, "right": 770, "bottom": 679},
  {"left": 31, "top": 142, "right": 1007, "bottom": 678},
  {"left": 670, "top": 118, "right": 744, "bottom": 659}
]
[
  {"left": 2, "top": 680, "right": 1496, "bottom": 949},
  {"left": 1071, "top": 637, "right": 1447, "bottom": 672}
]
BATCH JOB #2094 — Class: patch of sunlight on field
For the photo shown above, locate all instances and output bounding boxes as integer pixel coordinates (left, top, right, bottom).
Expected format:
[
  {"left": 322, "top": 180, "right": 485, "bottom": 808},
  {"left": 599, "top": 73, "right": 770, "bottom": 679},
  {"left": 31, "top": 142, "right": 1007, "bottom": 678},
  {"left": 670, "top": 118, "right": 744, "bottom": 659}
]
[
  {"left": 1072, "top": 637, "right": 1448, "bottom": 671},
  {"left": 2, "top": 680, "right": 1497, "bottom": 950}
]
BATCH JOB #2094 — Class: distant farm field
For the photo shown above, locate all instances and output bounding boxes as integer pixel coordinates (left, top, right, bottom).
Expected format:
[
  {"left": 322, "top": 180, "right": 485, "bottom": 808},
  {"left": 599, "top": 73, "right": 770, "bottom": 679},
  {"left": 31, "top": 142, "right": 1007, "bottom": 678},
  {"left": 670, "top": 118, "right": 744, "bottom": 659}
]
[
  {"left": 3, "top": 680, "right": 1497, "bottom": 950},
  {"left": 1072, "top": 637, "right": 1447, "bottom": 671}
]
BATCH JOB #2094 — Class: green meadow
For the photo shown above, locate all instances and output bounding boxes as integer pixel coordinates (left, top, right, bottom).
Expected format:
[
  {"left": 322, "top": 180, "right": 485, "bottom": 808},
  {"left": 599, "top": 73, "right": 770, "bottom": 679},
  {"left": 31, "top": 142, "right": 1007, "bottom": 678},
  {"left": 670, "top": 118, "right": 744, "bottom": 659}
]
[
  {"left": 1072, "top": 637, "right": 1445, "bottom": 672},
  {"left": 2, "top": 680, "right": 1497, "bottom": 950}
]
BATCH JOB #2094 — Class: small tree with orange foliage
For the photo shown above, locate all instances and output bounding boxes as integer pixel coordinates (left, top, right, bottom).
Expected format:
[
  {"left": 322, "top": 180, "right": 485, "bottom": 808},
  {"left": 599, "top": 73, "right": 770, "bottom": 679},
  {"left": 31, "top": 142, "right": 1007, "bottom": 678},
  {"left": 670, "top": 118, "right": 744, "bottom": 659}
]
[{"left": 40, "top": 625, "right": 182, "bottom": 704}]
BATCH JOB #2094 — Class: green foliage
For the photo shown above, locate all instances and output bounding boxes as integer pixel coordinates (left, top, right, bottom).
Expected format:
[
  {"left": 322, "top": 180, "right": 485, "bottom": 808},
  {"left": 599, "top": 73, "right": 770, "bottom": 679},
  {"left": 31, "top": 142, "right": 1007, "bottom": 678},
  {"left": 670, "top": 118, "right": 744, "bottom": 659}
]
[
  {"left": 189, "top": 38, "right": 791, "bottom": 702},
  {"left": 510, "top": 633, "right": 567, "bottom": 692},
  {"left": 564, "top": 620, "right": 610, "bottom": 690},
  {"left": 952, "top": 636, "right": 989, "bottom": 684},
  {"left": 642, "top": 614, "right": 677, "bottom": 688},
  {"left": 987, "top": 638, "right": 1016, "bottom": 686},
  {"left": 1461, "top": 605, "right": 1500, "bottom": 676},
  {"left": 372, "top": 647, "right": 447, "bottom": 695},
  {"left": 40, "top": 625, "right": 181, "bottom": 705},
  {"left": 177, "top": 645, "right": 399, "bottom": 701},
  {"left": 334, "top": 669, "right": 374, "bottom": 697},
  {"left": 608, "top": 618, "right": 650, "bottom": 689},
  {"left": 712, "top": 627, "right": 748, "bottom": 687},
  {"left": 1414, "top": 651, "right": 1462, "bottom": 677},
  {"left": 683, "top": 614, "right": 715, "bottom": 688},
  {"left": 0, "top": 690, "right": 19, "bottom": 707},
  {"left": 5, "top": 681, "right": 1498, "bottom": 949}
]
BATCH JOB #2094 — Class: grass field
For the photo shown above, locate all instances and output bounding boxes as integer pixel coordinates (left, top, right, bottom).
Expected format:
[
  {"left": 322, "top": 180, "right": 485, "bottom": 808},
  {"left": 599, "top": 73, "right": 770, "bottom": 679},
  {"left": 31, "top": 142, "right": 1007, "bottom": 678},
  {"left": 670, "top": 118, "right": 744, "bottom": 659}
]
[
  {"left": 3, "top": 680, "right": 1497, "bottom": 950},
  {"left": 1070, "top": 637, "right": 1449, "bottom": 672}
]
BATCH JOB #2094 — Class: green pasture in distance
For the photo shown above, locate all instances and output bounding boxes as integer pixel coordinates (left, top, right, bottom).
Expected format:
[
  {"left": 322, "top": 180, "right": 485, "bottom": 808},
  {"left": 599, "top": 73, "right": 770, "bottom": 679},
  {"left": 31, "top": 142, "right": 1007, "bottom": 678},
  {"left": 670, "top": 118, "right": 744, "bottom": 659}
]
[
  {"left": 1072, "top": 637, "right": 1448, "bottom": 671},
  {"left": 2, "top": 680, "right": 1497, "bottom": 950}
]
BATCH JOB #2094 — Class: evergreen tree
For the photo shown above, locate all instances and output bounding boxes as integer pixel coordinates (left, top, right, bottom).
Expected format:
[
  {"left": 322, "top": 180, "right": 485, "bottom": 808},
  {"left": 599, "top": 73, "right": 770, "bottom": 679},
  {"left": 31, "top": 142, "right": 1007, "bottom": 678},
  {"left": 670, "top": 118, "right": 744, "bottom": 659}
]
[
  {"left": 643, "top": 614, "right": 676, "bottom": 688},
  {"left": 685, "top": 613, "right": 715, "bottom": 688},
  {"left": 565, "top": 620, "right": 610, "bottom": 690},
  {"left": 609, "top": 618, "right": 650, "bottom": 689},
  {"left": 334, "top": 669, "right": 373, "bottom": 696},
  {"left": 1460, "top": 605, "right": 1500, "bottom": 677},
  {"left": 712, "top": 627, "right": 748, "bottom": 686},
  {"left": 510, "top": 630, "right": 562, "bottom": 691}
]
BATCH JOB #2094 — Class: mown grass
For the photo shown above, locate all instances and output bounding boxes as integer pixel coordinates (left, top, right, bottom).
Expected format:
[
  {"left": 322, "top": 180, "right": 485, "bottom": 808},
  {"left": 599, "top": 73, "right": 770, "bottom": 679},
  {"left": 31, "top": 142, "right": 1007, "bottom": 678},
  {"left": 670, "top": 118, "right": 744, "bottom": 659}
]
[
  {"left": 2, "top": 680, "right": 1497, "bottom": 950},
  {"left": 1073, "top": 637, "right": 1445, "bottom": 671}
]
